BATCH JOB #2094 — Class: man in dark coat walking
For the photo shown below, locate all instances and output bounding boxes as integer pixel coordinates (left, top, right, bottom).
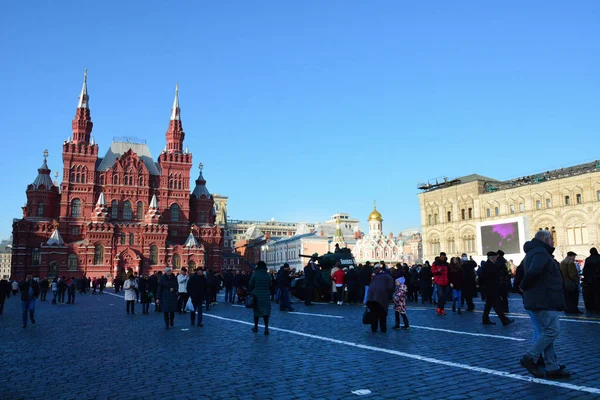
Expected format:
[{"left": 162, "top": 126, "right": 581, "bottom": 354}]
[
  {"left": 206, "top": 271, "right": 216, "bottom": 310},
  {"left": 223, "top": 269, "right": 234, "bottom": 304},
  {"left": 496, "top": 250, "right": 512, "bottom": 313},
  {"left": 345, "top": 266, "right": 360, "bottom": 304},
  {"left": 479, "top": 252, "right": 514, "bottom": 326},
  {"left": 359, "top": 262, "right": 372, "bottom": 304},
  {"left": 157, "top": 267, "right": 178, "bottom": 329},
  {"left": 582, "top": 247, "right": 600, "bottom": 312},
  {"left": 187, "top": 268, "right": 207, "bottom": 327},
  {"left": 366, "top": 267, "right": 394, "bottom": 332},
  {"left": 18, "top": 275, "right": 40, "bottom": 328},
  {"left": 461, "top": 253, "right": 477, "bottom": 311},
  {"left": 419, "top": 263, "right": 433, "bottom": 304},
  {"left": 0, "top": 279, "right": 9, "bottom": 314},
  {"left": 277, "top": 264, "right": 294, "bottom": 311},
  {"left": 303, "top": 255, "right": 319, "bottom": 306}
]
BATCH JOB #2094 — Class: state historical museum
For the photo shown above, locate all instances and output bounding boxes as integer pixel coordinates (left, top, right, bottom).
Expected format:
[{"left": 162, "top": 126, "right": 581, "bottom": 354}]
[{"left": 11, "top": 72, "right": 223, "bottom": 281}]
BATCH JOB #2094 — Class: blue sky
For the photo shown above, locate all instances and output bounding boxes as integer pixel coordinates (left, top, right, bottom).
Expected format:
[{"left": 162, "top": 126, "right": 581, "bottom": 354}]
[{"left": 1, "top": 1, "right": 599, "bottom": 240}]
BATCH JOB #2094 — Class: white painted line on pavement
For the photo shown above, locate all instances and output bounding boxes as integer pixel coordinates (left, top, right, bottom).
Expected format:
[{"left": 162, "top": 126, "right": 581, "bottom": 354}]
[
  {"left": 409, "top": 325, "right": 525, "bottom": 341},
  {"left": 286, "top": 311, "right": 343, "bottom": 319},
  {"left": 204, "top": 314, "right": 600, "bottom": 395},
  {"left": 232, "top": 304, "right": 342, "bottom": 318}
]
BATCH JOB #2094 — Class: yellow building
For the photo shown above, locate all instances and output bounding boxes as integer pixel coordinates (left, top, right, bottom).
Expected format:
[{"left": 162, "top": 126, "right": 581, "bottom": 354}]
[{"left": 418, "top": 161, "right": 600, "bottom": 262}]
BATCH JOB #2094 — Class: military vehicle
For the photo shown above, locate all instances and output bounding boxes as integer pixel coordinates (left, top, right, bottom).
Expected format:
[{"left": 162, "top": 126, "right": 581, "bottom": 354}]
[{"left": 290, "top": 248, "right": 357, "bottom": 302}]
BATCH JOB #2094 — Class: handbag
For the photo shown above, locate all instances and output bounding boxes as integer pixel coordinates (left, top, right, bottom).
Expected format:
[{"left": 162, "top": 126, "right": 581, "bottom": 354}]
[
  {"left": 362, "top": 309, "right": 373, "bottom": 325},
  {"left": 245, "top": 293, "right": 256, "bottom": 309}
]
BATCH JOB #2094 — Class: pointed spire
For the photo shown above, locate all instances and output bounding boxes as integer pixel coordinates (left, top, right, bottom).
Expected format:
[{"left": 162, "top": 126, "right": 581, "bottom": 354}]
[
  {"left": 72, "top": 70, "right": 93, "bottom": 145},
  {"left": 145, "top": 194, "right": 161, "bottom": 224},
  {"left": 96, "top": 192, "right": 106, "bottom": 206},
  {"left": 78, "top": 69, "right": 89, "bottom": 109},
  {"left": 184, "top": 232, "right": 199, "bottom": 248},
  {"left": 165, "top": 84, "right": 184, "bottom": 153},
  {"left": 46, "top": 229, "right": 65, "bottom": 246},
  {"left": 170, "top": 83, "right": 180, "bottom": 121}
]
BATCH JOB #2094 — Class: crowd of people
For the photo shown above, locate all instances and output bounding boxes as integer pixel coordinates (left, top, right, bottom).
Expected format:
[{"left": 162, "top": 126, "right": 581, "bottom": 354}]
[{"left": 4, "top": 229, "right": 600, "bottom": 381}]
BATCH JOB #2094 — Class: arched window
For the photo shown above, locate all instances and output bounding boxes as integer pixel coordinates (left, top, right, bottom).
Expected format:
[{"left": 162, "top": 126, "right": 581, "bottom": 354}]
[
  {"left": 170, "top": 204, "right": 180, "bottom": 222},
  {"left": 137, "top": 202, "right": 143, "bottom": 219},
  {"left": 111, "top": 200, "right": 118, "bottom": 219},
  {"left": 32, "top": 248, "right": 40, "bottom": 265},
  {"left": 71, "top": 199, "right": 81, "bottom": 217},
  {"left": 94, "top": 245, "right": 104, "bottom": 265},
  {"left": 113, "top": 175, "right": 119, "bottom": 185},
  {"left": 129, "top": 233, "right": 135, "bottom": 245},
  {"left": 100, "top": 175, "right": 105, "bottom": 185},
  {"left": 81, "top": 171, "right": 86, "bottom": 183},
  {"left": 37, "top": 203, "right": 45, "bottom": 217},
  {"left": 172, "top": 254, "right": 181, "bottom": 269},
  {"left": 139, "top": 176, "right": 144, "bottom": 186},
  {"left": 128, "top": 176, "right": 133, "bottom": 186},
  {"left": 120, "top": 233, "right": 126, "bottom": 245},
  {"left": 75, "top": 173, "right": 80, "bottom": 183},
  {"left": 566, "top": 223, "right": 588, "bottom": 246},
  {"left": 123, "top": 201, "right": 132, "bottom": 220},
  {"left": 189, "top": 261, "right": 196, "bottom": 270},
  {"left": 150, "top": 245, "right": 158, "bottom": 265},
  {"left": 68, "top": 254, "right": 78, "bottom": 270}
]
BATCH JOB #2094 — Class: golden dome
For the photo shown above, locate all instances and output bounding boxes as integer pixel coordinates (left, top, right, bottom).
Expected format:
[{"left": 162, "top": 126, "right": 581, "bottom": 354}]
[{"left": 368, "top": 201, "right": 383, "bottom": 222}]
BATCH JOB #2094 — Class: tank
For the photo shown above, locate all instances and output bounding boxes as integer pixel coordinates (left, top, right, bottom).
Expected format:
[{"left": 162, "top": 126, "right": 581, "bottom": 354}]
[{"left": 291, "top": 248, "right": 357, "bottom": 302}]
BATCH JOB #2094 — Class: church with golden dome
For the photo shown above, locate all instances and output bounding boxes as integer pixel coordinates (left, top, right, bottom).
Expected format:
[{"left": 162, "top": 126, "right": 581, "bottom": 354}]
[{"left": 353, "top": 202, "right": 423, "bottom": 264}]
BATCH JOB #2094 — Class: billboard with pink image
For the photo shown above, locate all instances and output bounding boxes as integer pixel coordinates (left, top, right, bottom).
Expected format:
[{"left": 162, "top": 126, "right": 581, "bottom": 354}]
[{"left": 480, "top": 221, "right": 521, "bottom": 254}]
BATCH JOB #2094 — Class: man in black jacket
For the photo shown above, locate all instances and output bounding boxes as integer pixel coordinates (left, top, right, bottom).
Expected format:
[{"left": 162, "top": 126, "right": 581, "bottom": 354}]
[
  {"left": 223, "top": 270, "right": 234, "bottom": 304},
  {"left": 187, "top": 268, "right": 206, "bottom": 327},
  {"left": 18, "top": 275, "right": 40, "bottom": 328},
  {"left": 479, "top": 252, "right": 514, "bottom": 326},
  {"left": 39, "top": 277, "right": 49, "bottom": 301},
  {"left": 303, "top": 255, "right": 319, "bottom": 306},
  {"left": 520, "top": 230, "right": 570, "bottom": 379},
  {"left": 359, "top": 262, "right": 372, "bottom": 304},
  {"left": 496, "top": 250, "right": 512, "bottom": 313},
  {"left": 206, "top": 270, "right": 216, "bottom": 311},
  {"left": 277, "top": 264, "right": 294, "bottom": 311},
  {"left": 0, "top": 279, "right": 10, "bottom": 314},
  {"left": 582, "top": 247, "right": 600, "bottom": 312},
  {"left": 461, "top": 254, "right": 477, "bottom": 311}
]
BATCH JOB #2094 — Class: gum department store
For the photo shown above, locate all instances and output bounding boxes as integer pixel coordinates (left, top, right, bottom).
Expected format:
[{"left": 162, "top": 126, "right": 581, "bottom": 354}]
[
  {"left": 11, "top": 73, "right": 224, "bottom": 281},
  {"left": 418, "top": 163, "right": 600, "bottom": 263}
]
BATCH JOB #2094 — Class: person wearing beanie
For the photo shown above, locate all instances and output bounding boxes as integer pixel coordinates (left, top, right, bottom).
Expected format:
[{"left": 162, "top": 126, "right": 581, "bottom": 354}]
[{"left": 392, "top": 270, "right": 410, "bottom": 330}]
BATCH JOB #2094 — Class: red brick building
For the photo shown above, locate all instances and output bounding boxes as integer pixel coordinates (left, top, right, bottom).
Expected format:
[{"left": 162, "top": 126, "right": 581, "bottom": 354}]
[{"left": 11, "top": 72, "right": 223, "bottom": 281}]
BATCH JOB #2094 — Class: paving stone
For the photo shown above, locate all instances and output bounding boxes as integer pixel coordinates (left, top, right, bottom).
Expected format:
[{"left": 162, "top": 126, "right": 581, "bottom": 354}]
[{"left": 0, "top": 292, "right": 599, "bottom": 399}]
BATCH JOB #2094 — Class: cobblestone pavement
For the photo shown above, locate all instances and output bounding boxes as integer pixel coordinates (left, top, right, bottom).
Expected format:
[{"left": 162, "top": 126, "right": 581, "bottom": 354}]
[{"left": 1, "top": 291, "right": 600, "bottom": 400}]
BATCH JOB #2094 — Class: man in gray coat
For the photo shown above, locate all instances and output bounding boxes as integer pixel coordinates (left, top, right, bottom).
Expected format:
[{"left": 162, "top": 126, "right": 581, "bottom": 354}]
[{"left": 519, "top": 230, "right": 570, "bottom": 379}]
